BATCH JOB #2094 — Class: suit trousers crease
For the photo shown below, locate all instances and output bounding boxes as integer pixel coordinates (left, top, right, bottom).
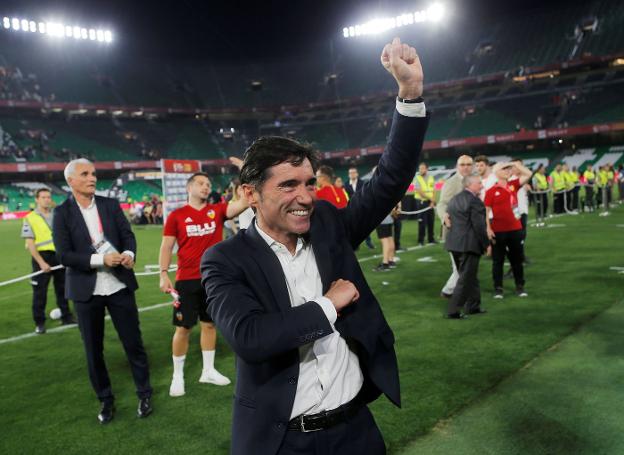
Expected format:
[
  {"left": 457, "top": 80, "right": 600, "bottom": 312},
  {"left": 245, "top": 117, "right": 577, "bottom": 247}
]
[
  {"left": 447, "top": 252, "right": 481, "bottom": 315},
  {"left": 74, "top": 288, "right": 151, "bottom": 403}
]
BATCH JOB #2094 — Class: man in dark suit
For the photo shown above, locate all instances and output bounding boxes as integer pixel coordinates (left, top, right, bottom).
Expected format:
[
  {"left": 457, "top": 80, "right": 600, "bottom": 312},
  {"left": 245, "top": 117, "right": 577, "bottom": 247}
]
[
  {"left": 346, "top": 166, "right": 375, "bottom": 250},
  {"left": 444, "top": 174, "right": 490, "bottom": 319},
  {"left": 53, "top": 158, "right": 152, "bottom": 424},
  {"left": 201, "top": 38, "right": 428, "bottom": 455}
]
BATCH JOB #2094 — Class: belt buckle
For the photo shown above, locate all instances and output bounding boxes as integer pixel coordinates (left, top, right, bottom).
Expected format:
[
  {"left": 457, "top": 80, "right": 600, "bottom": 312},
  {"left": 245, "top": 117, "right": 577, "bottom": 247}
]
[{"left": 299, "top": 415, "right": 322, "bottom": 433}]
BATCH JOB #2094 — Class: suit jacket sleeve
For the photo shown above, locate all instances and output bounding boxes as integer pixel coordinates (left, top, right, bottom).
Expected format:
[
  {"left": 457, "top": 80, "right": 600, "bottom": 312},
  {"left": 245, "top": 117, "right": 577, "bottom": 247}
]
[
  {"left": 341, "top": 110, "right": 429, "bottom": 248},
  {"left": 201, "top": 248, "right": 334, "bottom": 364},
  {"left": 112, "top": 199, "right": 137, "bottom": 256},
  {"left": 52, "top": 205, "right": 93, "bottom": 272},
  {"left": 436, "top": 175, "right": 456, "bottom": 222},
  {"left": 469, "top": 196, "right": 489, "bottom": 251}
]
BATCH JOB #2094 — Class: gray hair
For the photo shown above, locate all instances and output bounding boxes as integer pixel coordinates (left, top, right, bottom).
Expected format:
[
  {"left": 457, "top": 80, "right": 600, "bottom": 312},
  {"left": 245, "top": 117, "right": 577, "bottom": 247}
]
[
  {"left": 64, "top": 158, "right": 94, "bottom": 183},
  {"left": 462, "top": 174, "right": 481, "bottom": 188}
]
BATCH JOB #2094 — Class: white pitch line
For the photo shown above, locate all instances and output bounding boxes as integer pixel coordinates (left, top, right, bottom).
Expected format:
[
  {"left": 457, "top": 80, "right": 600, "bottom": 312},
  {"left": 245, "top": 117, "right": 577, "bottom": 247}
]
[{"left": 0, "top": 302, "right": 171, "bottom": 346}]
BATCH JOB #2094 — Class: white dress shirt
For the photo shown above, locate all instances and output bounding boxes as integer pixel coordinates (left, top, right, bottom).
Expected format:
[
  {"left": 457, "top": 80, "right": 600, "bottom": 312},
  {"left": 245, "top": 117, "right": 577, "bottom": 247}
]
[
  {"left": 255, "top": 222, "right": 364, "bottom": 419},
  {"left": 77, "top": 198, "right": 134, "bottom": 296}
]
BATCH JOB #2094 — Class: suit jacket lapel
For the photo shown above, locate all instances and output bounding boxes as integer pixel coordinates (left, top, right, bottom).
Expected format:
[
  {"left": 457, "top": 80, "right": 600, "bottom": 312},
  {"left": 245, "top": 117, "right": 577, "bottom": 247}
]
[
  {"left": 69, "top": 195, "right": 95, "bottom": 248},
  {"left": 244, "top": 223, "right": 293, "bottom": 312},
  {"left": 309, "top": 218, "right": 332, "bottom": 294}
]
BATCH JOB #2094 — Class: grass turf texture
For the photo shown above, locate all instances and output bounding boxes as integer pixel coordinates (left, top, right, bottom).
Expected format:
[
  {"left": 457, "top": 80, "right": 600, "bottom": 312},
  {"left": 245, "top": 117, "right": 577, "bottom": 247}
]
[{"left": 0, "top": 206, "right": 622, "bottom": 454}]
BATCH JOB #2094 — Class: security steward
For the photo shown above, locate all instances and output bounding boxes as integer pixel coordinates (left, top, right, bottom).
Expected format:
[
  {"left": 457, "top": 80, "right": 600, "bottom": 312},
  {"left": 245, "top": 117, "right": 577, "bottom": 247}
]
[
  {"left": 413, "top": 162, "right": 436, "bottom": 245},
  {"left": 21, "top": 188, "right": 74, "bottom": 334}
]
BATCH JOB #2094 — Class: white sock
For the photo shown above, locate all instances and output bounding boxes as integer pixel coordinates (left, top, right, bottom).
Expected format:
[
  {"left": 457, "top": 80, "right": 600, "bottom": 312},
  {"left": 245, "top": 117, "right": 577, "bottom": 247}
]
[
  {"left": 202, "top": 350, "right": 215, "bottom": 371},
  {"left": 172, "top": 355, "right": 186, "bottom": 378}
]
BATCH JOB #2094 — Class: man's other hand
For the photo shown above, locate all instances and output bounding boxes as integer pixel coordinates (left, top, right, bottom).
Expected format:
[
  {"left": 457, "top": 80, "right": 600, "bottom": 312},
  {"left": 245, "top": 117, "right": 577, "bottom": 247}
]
[
  {"left": 104, "top": 253, "right": 123, "bottom": 267},
  {"left": 325, "top": 279, "right": 359, "bottom": 312}
]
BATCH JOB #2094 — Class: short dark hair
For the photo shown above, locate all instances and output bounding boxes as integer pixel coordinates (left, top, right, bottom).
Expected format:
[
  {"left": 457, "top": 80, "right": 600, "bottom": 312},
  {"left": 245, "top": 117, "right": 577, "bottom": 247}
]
[
  {"left": 186, "top": 172, "right": 211, "bottom": 186},
  {"left": 35, "top": 188, "right": 51, "bottom": 198},
  {"left": 240, "top": 136, "right": 320, "bottom": 189},
  {"left": 317, "top": 165, "right": 335, "bottom": 180},
  {"left": 474, "top": 155, "right": 489, "bottom": 164}
]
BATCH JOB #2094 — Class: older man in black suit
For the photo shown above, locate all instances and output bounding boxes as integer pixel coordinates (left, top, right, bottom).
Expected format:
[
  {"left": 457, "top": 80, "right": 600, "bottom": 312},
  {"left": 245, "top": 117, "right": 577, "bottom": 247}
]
[
  {"left": 53, "top": 158, "right": 152, "bottom": 424},
  {"left": 201, "top": 38, "right": 428, "bottom": 455},
  {"left": 445, "top": 174, "right": 490, "bottom": 319}
]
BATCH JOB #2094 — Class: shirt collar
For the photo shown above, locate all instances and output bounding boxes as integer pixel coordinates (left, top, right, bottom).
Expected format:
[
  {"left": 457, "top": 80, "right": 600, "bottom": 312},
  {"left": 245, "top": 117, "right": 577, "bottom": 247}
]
[
  {"left": 255, "top": 220, "right": 305, "bottom": 255},
  {"left": 75, "top": 196, "right": 96, "bottom": 210}
]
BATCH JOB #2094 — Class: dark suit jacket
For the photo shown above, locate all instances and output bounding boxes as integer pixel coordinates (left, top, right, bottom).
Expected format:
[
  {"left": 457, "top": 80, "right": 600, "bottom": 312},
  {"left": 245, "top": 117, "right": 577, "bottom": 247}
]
[
  {"left": 344, "top": 177, "right": 365, "bottom": 199},
  {"left": 200, "top": 110, "right": 428, "bottom": 455},
  {"left": 53, "top": 195, "right": 138, "bottom": 302},
  {"left": 444, "top": 189, "right": 489, "bottom": 255}
]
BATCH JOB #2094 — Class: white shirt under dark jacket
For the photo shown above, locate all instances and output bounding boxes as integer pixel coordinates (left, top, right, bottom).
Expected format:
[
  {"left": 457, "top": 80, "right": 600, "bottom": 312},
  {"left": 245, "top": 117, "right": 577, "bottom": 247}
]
[
  {"left": 255, "top": 222, "right": 364, "bottom": 419},
  {"left": 254, "top": 99, "right": 425, "bottom": 420},
  {"left": 77, "top": 197, "right": 134, "bottom": 297}
]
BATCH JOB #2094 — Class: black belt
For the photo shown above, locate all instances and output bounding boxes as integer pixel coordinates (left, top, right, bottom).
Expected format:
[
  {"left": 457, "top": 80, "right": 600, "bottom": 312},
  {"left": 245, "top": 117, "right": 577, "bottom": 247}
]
[{"left": 287, "top": 396, "right": 364, "bottom": 432}]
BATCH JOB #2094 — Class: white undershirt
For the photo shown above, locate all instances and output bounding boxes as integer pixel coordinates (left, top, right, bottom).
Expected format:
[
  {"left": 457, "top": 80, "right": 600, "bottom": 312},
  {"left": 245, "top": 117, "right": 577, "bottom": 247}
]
[
  {"left": 77, "top": 198, "right": 134, "bottom": 296},
  {"left": 255, "top": 222, "right": 364, "bottom": 419}
]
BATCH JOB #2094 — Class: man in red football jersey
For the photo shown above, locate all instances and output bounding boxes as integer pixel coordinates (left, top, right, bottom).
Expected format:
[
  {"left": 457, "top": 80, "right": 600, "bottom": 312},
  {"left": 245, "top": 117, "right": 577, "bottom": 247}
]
[
  {"left": 159, "top": 169, "right": 248, "bottom": 397},
  {"left": 316, "top": 165, "right": 349, "bottom": 209},
  {"left": 484, "top": 162, "right": 532, "bottom": 300}
]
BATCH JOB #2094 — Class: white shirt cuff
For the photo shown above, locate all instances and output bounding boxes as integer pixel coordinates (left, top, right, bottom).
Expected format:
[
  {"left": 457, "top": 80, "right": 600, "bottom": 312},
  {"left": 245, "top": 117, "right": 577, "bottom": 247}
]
[
  {"left": 314, "top": 296, "right": 337, "bottom": 324},
  {"left": 90, "top": 254, "right": 104, "bottom": 268},
  {"left": 395, "top": 100, "right": 426, "bottom": 118},
  {"left": 121, "top": 250, "right": 135, "bottom": 259}
]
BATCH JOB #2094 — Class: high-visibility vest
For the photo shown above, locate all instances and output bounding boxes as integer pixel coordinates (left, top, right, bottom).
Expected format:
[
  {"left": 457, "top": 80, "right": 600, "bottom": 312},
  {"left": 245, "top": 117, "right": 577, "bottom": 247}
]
[
  {"left": 550, "top": 171, "right": 566, "bottom": 191},
  {"left": 607, "top": 170, "right": 614, "bottom": 182},
  {"left": 597, "top": 170, "right": 609, "bottom": 187},
  {"left": 534, "top": 173, "right": 548, "bottom": 190},
  {"left": 24, "top": 211, "right": 55, "bottom": 252},
  {"left": 583, "top": 170, "right": 595, "bottom": 183},
  {"left": 570, "top": 171, "right": 579, "bottom": 184},
  {"left": 414, "top": 174, "right": 435, "bottom": 201},
  {"left": 562, "top": 171, "right": 575, "bottom": 190}
]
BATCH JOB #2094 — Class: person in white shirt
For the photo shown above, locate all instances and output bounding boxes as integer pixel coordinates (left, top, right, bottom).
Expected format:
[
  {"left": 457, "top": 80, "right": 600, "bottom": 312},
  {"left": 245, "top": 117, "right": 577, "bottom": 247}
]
[
  {"left": 201, "top": 37, "right": 428, "bottom": 455},
  {"left": 53, "top": 158, "right": 152, "bottom": 424}
]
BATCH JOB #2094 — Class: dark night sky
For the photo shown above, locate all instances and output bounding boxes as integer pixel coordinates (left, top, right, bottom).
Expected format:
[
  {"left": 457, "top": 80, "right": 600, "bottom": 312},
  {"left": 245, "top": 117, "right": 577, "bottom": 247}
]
[{"left": 0, "top": 0, "right": 590, "bottom": 61}]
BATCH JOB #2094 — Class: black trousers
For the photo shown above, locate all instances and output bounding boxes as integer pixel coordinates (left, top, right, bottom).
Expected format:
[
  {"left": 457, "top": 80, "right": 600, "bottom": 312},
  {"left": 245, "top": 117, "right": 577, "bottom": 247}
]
[
  {"left": 393, "top": 217, "right": 402, "bottom": 250},
  {"left": 74, "top": 288, "right": 152, "bottom": 403},
  {"left": 31, "top": 250, "right": 71, "bottom": 324},
  {"left": 416, "top": 200, "right": 434, "bottom": 244},
  {"left": 492, "top": 229, "right": 525, "bottom": 289},
  {"left": 571, "top": 187, "right": 579, "bottom": 210},
  {"left": 447, "top": 252, "right": 482, "bottom": 315},
  {"left": 277, "top": 405, "right": 385, "bottom": 455},
  {"left": 553, "top": 192, "right": 564, "bottom": 214},
  {"left": 585, "top": 186, "right": 594, "bottom": 209},
  {"left": 536, "top": 193, "right": 548, "bottom": 218}
]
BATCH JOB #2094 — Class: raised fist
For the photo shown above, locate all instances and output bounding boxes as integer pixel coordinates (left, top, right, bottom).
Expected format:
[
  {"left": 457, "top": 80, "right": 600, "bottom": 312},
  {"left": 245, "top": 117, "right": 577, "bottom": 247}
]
[{"left": 381, "top": 37, "right": 424, "bottom": 99}]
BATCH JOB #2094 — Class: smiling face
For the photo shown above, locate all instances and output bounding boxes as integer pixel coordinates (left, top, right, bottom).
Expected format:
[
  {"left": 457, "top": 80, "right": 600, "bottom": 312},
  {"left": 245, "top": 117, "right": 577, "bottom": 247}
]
[
  {"left": 68, "top": 162, "right": 97, "bottom": 197},
  {"left": 244, "top": 159, "right": 317, "bottom": 248}
]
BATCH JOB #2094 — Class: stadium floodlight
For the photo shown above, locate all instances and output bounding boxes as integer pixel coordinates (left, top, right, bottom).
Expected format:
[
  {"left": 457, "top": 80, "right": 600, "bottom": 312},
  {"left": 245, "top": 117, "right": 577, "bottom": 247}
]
[
  {"left": 1, "top": 15, "right": 114, "bottom": 43},
  {"left": 342, "top": 2, "right": 446, "bottom": 38}
]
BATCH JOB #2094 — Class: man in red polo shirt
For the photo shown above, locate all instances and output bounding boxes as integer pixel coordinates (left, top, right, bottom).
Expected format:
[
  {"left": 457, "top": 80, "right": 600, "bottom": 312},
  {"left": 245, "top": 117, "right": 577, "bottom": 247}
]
[
  {"left": 159, "top": 170, "right": 248, "bottom": 397},
  {"left": 484, "top": 162, "right": 532, "bottom": 299},
  {"left": 316, "top": 165, "right": 349, "bottom": 209}
]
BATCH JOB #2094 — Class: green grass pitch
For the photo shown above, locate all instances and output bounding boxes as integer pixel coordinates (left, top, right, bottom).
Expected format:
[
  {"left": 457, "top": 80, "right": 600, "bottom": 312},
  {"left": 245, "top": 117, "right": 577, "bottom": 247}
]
[{"left": 0, "top": 204, "right": 623, "bottom": 454}]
